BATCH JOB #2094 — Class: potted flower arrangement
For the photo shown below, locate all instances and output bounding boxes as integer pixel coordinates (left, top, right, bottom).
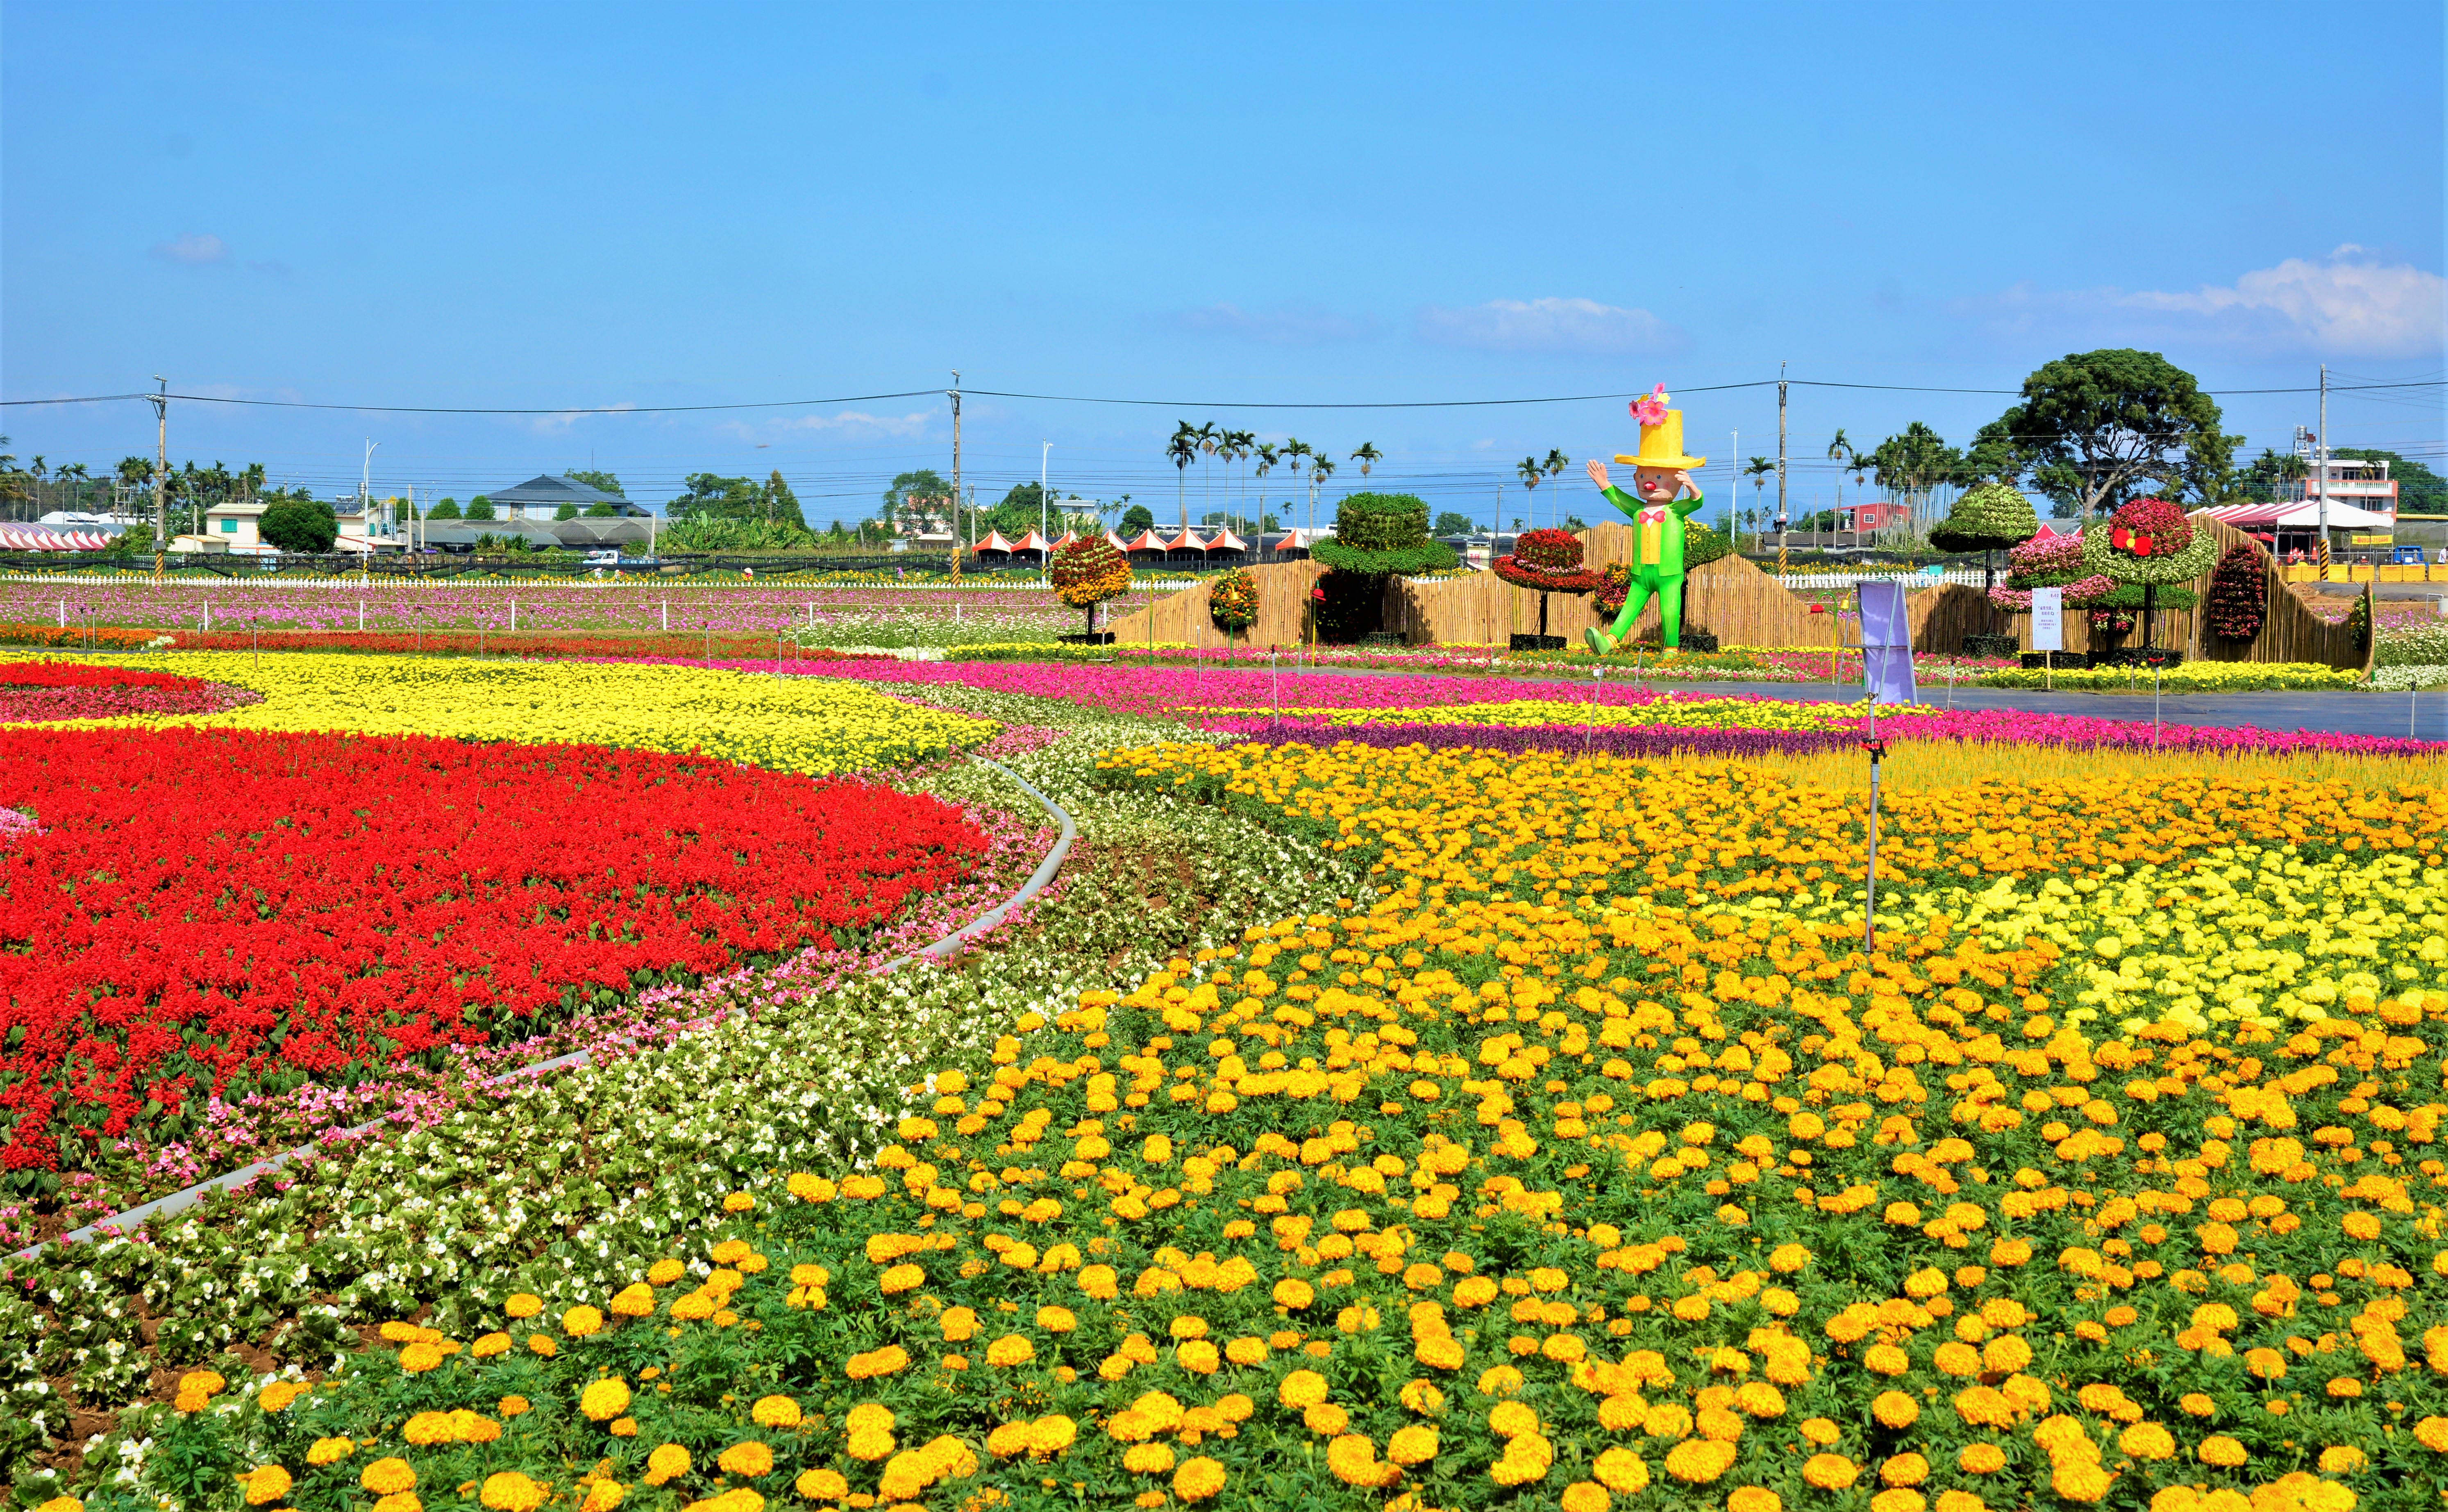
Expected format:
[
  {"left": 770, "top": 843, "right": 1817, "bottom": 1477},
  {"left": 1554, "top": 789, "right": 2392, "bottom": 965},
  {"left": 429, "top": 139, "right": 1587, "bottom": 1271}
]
[
  {"left": 1049, "top": 534, "right": 1132, "bottom": 643},
  {"left": 1493, "top": 528, "right": 1605, "bottom": 649},
  {"left": 2083, "top": 497, "right": 2216, "bottom": 666},
  {"left": 1208, "top": 565, "right": 1258, "bottom": 657}
]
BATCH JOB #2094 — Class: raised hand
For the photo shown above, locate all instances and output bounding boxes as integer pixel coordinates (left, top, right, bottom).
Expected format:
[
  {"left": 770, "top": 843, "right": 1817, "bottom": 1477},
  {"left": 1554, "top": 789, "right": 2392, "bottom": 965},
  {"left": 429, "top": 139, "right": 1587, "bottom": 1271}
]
[{"left": 1585, "top": 458, "right": 1611, "bottom": 491}]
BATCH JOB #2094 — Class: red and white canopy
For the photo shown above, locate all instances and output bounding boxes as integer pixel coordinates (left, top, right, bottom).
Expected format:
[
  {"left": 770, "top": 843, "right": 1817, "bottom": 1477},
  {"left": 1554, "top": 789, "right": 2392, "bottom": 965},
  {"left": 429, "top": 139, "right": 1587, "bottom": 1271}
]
[
  {"left": 1162, "top": 529, "right": 1208, "bottom": 552},
  {"left": 1049, "top": 530, "right": 1081, "bottom": 550},
  {"left": 1010, "top": 529, "right": 1052, "bottom": 554},
  {"left": 973, "top": 530, "right": 1017, "bottom": 554},
  {"left": 0, "top": 527, "right": 106, "bottom": 551},
  {"left": 1204, "top": 528, "right": 1248, "bottom": 553},
  {"left": 2200, "top": 500, "right": 2392, "bottom": 530},
  {"left": 1120, "top": 529, "right": 1169, "bottom": 553}
]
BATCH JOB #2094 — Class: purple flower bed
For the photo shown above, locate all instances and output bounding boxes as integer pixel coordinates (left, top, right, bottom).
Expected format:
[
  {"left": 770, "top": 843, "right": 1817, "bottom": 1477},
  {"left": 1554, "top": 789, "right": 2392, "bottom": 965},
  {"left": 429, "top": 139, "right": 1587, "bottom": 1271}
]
[{"left": 1211, "top": 708, "right": 2448, "bottom": 757}]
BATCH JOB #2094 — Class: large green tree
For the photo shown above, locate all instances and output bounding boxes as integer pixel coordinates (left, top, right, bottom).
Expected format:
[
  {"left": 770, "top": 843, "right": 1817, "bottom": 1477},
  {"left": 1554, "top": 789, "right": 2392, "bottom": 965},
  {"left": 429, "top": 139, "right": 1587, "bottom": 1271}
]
[
  {"left": 561, "top": 468, "right": 625, "bottom": 497},
  {"left": 1866, "top": 422, "right": 1963, "bottom": 517},
  {"left": 1975, "top": 349, "right": 2235, "bottom": 519},
  {"left": 258, "top": 498, "right": 338, "bottom": 553}
]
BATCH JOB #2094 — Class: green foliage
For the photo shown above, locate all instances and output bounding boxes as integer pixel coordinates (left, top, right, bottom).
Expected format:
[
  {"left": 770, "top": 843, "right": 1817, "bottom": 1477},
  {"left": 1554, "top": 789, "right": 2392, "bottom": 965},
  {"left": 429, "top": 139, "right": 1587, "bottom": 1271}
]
[
  {"left": 583, "top": 502, "right": 620, "bottom": 518},
  {"left": 561, "top": 468, "right": 625, "bottom": 498},
  {"left": 258, "top": 499, "right": 338, "bottom": 554},
  {"left": 2332, "top": 448, "right": 2447, "bottom": 512},
  {"left": 428, "top": 498, "right": 463, "bottom": 521},
  {"left": 464, "top": 496, "right": 497, "bottom": 521},
  {"left": 1119, "top": 504, "right": 1156, "bottom": 536},
  {"left": 1682, "top": 519, "right": 1733, "bottom": 569},
  {"left": 1927, "top": 482, "right": 2039, "bottom": 554},
  {"left": 1431, "top": 511, "right": 1475, "bottom": 536},
  {"left": 1866, "top": 422, "right": 1962, "bottom": 506},
  {"left": 1981, "top": 349, "right": 2234, "bottom": 515},
  {"left": 554, "top": 502, "right": 579, "bottom": 520},
  {"left": 884, "top": 469, "right": 954, "bottom": 518},
  {"left": 1310, "top": 492, "right": 1459, "bottom": 575}
]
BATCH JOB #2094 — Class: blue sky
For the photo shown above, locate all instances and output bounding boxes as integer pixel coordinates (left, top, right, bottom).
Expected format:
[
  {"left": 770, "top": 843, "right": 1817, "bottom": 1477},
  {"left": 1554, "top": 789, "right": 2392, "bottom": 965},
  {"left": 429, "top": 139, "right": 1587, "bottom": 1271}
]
[{"left": 4, "top": 1, "right": 2442, "bottom": 530}]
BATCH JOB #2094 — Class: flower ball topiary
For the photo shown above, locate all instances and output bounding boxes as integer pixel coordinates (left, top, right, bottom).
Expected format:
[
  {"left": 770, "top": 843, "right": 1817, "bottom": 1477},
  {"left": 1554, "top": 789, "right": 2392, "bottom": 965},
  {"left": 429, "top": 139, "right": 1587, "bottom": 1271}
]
[
  {"left": 2085, "top": 498, "right": 2216, "bottom": 585},
  {"left": 1049, "top": 535, "right": 1132, "bottom": 607},
  {"left": 1209, "top": 567, "right": 1258, "bottom": 632},
  {"left": 1494, "top": 529, "right": 1604, "bottom": 595}
]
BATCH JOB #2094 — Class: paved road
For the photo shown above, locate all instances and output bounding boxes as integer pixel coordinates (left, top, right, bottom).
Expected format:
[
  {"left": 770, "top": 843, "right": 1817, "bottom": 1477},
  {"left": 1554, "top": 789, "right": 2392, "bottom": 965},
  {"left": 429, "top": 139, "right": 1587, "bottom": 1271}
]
[{"left": 1258, "top": 663, "right": 2444, "bottom": 740}]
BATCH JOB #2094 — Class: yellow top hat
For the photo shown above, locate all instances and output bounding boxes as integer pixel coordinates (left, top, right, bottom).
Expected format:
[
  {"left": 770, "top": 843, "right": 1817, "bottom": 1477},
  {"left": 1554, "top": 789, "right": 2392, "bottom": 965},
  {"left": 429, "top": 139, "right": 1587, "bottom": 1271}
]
[{"left": 1614, "top": 408, "right": 1707, "bottom": 471}]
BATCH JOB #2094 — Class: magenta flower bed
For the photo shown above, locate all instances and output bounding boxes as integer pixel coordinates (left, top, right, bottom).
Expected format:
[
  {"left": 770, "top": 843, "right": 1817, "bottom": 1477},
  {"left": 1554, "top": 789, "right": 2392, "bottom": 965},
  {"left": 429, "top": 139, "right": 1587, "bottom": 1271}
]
[{"left": 0, "top": 681, "right": 262, "bottom": 723}]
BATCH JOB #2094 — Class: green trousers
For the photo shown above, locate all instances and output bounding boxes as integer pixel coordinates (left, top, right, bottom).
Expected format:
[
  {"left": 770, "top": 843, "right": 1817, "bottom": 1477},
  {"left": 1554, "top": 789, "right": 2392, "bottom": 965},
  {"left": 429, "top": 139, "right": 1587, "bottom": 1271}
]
[{"left": 1608, "top": 571, "right": 1684, "bottom": 647}]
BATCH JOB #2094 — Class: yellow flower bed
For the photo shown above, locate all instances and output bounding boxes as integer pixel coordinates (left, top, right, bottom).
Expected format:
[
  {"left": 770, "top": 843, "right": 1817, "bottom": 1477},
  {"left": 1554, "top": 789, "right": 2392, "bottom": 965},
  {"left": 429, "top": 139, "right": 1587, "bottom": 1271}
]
[
  {"left": 1981, "top": 663, "right": 2367, "bottom": 693},
  {"left": 194, "top": 741, "right": 2448, "bottom": 1512},
  {"left": 39, "top": 651, "right": 995, "bottom": 772},
  {"left": 1189, "top": 697, "right": 1944, "bottom": 731}
]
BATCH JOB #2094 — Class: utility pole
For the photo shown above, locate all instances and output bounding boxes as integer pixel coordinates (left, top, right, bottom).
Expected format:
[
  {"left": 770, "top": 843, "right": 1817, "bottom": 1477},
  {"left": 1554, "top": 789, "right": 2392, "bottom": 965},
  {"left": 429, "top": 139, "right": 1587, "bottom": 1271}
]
[
  {"left": 1040, "top": 441, "right": 1053, "bottom": 581},
  {"left": 148, "top": 377, "right": 168, "bottom": 576},
  {"left": 1729, "top": 430, "right": 1737, "bottom": 534},
  {"left": 1775, "top": 363, "right": 1789, "bottom": 573},
  {"left": 2316, "top": 363, "right": 2330, "bottom": 580},
  {"left": 948, "top": 372, "right": 963, "bottom": 580}
]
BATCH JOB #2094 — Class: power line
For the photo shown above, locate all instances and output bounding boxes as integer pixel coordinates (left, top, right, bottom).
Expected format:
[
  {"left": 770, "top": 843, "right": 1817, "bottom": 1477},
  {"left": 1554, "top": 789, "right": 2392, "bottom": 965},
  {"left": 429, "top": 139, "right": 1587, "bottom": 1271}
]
[{"left": 7, "top": 377, "right": 2440, "bottom": 415}]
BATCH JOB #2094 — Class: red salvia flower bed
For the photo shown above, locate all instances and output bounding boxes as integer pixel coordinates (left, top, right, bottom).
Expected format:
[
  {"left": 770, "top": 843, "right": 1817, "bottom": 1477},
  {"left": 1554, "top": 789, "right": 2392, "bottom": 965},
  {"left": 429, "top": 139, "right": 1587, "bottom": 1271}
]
[
  {"left": 0, "top": 661, "right": 208, "bottom": 692},
  {"left": 0, "top": 726, "right": 987, "bottom": 1177}
]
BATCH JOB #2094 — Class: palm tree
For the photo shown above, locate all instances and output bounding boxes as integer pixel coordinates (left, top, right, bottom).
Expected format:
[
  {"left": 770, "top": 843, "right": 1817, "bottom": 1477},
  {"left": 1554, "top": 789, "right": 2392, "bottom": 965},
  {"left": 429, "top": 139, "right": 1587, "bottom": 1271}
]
[
  {"left": 1517, "top": 456, "right": 1544, "bottom": 534},
  {"left": 1281, "top": 439, "right": 1313, "bottom": 534},
  {"left": 1824, "top": 429, "right": 1851, "bottom": 539},
  {"left": 1226, "top": 429, "right": 1257, "bottom": 534},
  {"left": 1166, "top": 422, "right": 1199, "bottom": 531},
  {"left": 1194, "top": 421, "right": 1221, "bottom": 528},
  {"left": 1350, "top": 442, "right": 1382, "bottom": 479},
  {"left": 2275, "top": 451, "right": 2309, "bottom": 501},
  {"left": 1542, "top": 450, "right": 1569, "bottom": 525},
  {"left": 1308, "top": 452, "right": 1336, "bottom": 534},
  {"left": 1744, "top": 457, "right": 1776, "bottom": 547}
]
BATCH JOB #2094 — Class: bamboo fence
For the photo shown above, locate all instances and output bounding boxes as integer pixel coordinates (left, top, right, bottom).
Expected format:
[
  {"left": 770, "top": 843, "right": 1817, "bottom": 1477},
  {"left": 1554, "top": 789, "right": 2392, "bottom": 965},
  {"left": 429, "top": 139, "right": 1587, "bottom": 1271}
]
[{"left": 1101, "top": 513, "right": 2373, "bottom": 670}]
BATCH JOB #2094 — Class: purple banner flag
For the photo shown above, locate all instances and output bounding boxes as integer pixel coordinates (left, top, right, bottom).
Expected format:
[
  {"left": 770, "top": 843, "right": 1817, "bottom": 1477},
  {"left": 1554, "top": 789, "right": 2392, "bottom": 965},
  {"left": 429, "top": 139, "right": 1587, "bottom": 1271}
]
[{"left": 1859, "top": 580, "right": 1917, "bottom": 706}]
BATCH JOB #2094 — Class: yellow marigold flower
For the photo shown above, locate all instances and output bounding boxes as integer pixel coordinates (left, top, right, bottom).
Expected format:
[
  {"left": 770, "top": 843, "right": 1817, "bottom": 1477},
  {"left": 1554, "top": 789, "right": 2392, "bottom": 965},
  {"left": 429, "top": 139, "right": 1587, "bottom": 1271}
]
[
  {"left": 1800, "top": 1419, "right": 1841, "bottom": 1447},
  {"left": 986, "top": 1334, "right": 1036, "bottom": 1367},
  {"left": 1871, "top": 1491, "right": 1927, "bottom": 1512},
  {"left": 609, "top": 1418, "right": 637, "bottom": 1438},
  {"left": 2318, "top": 1446, "right": 2366, "bottom": 1474},
  {"left": 1399, "top": 1380, "right": 1444, "bottom": 1414},
  {"left": 1935, "top": 1495, "right": 1985, "bottom": 1512},
  {"left": 1563, "top": 1481, "right": 1613, "bottom": 1512},
  {"left": 1804, "top": 1451, "right": 1862, "bottom": 1490},
  {"left": 987, "top": 1423, "right": 1033, "bottom": 1459},
  {"left": 752, "top": 1395, "right": 801, "bottom": 1428},
  {"left": 308, "top": 1437, "right": 355, "bottom": 1465},
  {"left": 847, "top": 1344, "right": 911, "bottom": 1378},
  {"left": 1882, "top": 1454, "right": 1929, "bottom": 1487},
  {"left": 1028, "top": 1415, "right": 1078, "bottom": 1455},
  {"left": 881, "top": 1263, "right": 925, "bottom": 1294},
  {"left": 797, "top": 1470, "right": 850, "bottom": 1500},
  {"left": 579, "top": 1483, "right": 624, "bottom": 1512},
  {"left": 526, "top": 1335, "right": 556, "bottom": 1358},
  {"left": 258, "top": 1382, "right": 306, "bottom": 1412},
  {"left": 2328, "top": 1377, "right": 2364, "bottom": 1398},
  {"left": 1124, "top": 1443, "right": 1178, "bottom": 1474},
  {"left": 1388, "top": 1425, "right": 1439, "bottom": 1464},
  {"left": 718, "top": 1441, "right": 774, "bottom": 1477},
  {"left": 500, "top": 1396, "right": 530, "bottom": 1417},
  {"left": 1327, "top": 1435, "right": 1397, "bottom": 1487},
  {"left": 481, "top": 1471, "right": 548, "bottom": 1511},
  {"left": 1735, "top": 1383, "right": 1785, "bottom": 1418},
  {"left": 2178, "top": 1394, "right": 2216, "bottom": 1418},
  {"left": 644, "top": 1445, "right": 691, "bottom": 1485},
  {"left": 1478, "top": 1365, "right": 1524, "bottom": 1397},
  {"left": 1958, "top": 1444, "right": 2005, "bottom": 1475},
  {"left": 2051, "top": 1461, "right": 2112, "bottom": 1503},
  {"left": 723, "top": 1191, "right": 755, "bottom": 1212},
  {"left": 1593, "top": 1448, "right": 1649, "bottom": 1493},
  {"left": 405, "top": 1411, "right": 455, "bottom": 1445},
  {"left": 1274, "top": 1278, "right": 1315, "bottom": 1309},
  {"left": 34, "top": 1499, "right": 81, "bottom": 1512},
  {"left": 609, "top": 1284, "right": 655, "bottom": 1317},
  {"left": 2414, "top": 1417, "right": 2448, "bottom": 1452},
  {"left": 2198, "top": 1436, "right": 2247, "bottom": 1467},
  {"left": 1664, "top": 1439, "right": 1736, "bottom": 1483},
  {"left": 580, "top": 1378, "right": 631, "bottom": 1422},
  {"left": 1174, "top": 1456, "right": 1226, "bottom": 1503},
  {"left": 2120, "top": 1423, "right": 2175, "bottom": 1461},
  {"left": 472, "top": 1333, "right": 512, "bottom": 1358},
  {"left": 1489, "top": 1400, "right": 1540, "bottom": 1439},
  {"left": 361, "top": 1458, "right": 418, "bottom": 1496},
  {"left": 1873, "top": 1391, "right": 1920, "bottom": 1429},
  {"left": 1037, "top": 1305, "right": 1078, "bottom": 1333},
  {"left": 1305, "top": 1403, "right": 1351, "bottom": 1436},
  {"left": 1728, "top": 1489, "right": 1782, "bottom": 1512},
  {"left": 1225, "top": 1335, "right": 1269, "bottom": 1366},
  {"left": 1280, "top": 1369, "right": 1330, "bottom": 1408},
  {"left": 2245, "top": 1347, "right": 2287, "bottom": 1380},
  {"left": 1415, "top": 1334, "right": 1464, "bottom": 1371},
  {"left": 1982, "top": 1335, "right": 2032, "bottom": 1374},
  {"left": 1862, "top": 1344, "right": 1910, "bottom": 1376},
  {"left": 505, "top": 1294, "right": 543, "bottom": 1319},
  {"left": 399, "top": 1341, "right": 445, "bottom": 1372},
  {"left": 240, "top": 1465, "right": 292, "bottom": 1505}
]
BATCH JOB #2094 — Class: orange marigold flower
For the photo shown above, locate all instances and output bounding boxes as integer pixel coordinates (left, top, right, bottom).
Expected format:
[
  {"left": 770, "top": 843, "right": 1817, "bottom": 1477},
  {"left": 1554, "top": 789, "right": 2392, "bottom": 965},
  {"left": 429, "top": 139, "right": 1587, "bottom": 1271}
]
[
  {"left": 718, "top": 1441, "right": 775, "bottom": 1478},
  {"left": 1803, "top": 1455, "right": 1858, "bottom": 1490},
  {"left": 2197, "top": 1436, "right": 2247, "bottom": 1467},
  {"left": 1173, "top": 1456, "right": 1227, "bottom": 1503},
  {"left": 1873, "top": 1391, "right": 1920, "bottom": 1429},
  {"left": 1958, "top": 1444, "right": 2006, "bottom": 1475}
]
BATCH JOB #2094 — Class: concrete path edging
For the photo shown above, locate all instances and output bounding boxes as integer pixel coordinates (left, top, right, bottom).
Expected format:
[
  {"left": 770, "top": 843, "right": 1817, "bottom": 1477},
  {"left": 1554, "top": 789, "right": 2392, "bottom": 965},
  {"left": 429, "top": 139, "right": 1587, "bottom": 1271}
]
[{"left": 7, "top": 756, "right": 1074, "bottom": 1265}]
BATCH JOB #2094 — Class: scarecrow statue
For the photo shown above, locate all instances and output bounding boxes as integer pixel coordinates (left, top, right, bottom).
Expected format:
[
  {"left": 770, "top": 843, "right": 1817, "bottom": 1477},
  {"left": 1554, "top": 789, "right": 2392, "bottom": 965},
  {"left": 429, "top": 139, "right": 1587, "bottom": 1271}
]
[{"left": 1583, "top": 385, "right": 1708, "bottom": 654}]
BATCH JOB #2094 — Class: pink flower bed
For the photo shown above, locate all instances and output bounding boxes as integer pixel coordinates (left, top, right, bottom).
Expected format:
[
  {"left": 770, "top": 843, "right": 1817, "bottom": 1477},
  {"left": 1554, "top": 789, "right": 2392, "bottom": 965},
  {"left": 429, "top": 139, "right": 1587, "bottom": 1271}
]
[{"left": 0, "top": 681, "right": 262, "bottom": 723}]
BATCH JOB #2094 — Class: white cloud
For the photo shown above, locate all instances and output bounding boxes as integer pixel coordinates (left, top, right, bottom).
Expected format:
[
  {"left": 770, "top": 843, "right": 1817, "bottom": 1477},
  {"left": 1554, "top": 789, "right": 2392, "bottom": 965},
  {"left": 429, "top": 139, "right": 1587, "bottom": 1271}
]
[
  {"left": 527, "top": 401, "right": 637, "bottom": 435},
  {"left": 1415, "top": 296, "right": 1685, "bottom": 355},
  {"left": 720, "top": 409, "right": 935, "bottom": 442},
  {"left": 2119, "top": 246, "right": 2444, "bottom": 358},
  {"left": 152, "top": 233, "right": 228, "bottom": 264},
  {"left": 1957, "top": 248, "right": 2445, "bottom": 359},
  {"left": 1177, "top": 301, "right": 1374, "bottom": 345}
]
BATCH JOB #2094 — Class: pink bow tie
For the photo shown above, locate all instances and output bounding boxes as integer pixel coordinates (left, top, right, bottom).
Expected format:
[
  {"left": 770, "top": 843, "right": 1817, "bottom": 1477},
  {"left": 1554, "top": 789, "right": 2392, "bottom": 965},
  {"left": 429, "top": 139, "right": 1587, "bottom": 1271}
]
[{"left": 1638, "top": 507, "right": 1667, "bottom": 525}]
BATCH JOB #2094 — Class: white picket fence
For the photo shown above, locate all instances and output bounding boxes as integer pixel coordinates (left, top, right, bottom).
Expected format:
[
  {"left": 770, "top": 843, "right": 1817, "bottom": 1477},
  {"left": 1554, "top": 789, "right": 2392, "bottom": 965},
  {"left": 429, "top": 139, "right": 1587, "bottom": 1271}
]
[{"left": 1773, "top": 570, "right": 1989, "bottom": 590}]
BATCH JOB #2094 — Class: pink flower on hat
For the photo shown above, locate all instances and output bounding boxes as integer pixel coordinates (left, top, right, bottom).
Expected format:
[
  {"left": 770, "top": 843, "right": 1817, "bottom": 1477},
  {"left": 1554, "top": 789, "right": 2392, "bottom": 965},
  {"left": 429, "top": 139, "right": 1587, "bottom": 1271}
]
[{"left": 1630, "top": 384, "right": 1670, "bottom": 426}]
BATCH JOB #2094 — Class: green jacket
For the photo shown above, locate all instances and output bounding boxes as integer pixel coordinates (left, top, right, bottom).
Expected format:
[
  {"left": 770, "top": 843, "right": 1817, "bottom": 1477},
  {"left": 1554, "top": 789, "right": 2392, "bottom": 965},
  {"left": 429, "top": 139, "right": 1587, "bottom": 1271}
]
[{"left": 1601, "top": 485, "right": 1706, "bottom": 576}]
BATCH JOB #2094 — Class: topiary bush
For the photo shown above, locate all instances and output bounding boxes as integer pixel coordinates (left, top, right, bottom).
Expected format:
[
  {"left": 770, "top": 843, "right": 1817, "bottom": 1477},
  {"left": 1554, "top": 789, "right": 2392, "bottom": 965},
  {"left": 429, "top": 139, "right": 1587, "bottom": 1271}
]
[
  {"left": 1049, "top": 536, "right": 1133, "bottom": 637},
  {"left": 1309, "top": 494, "right": 1459, "bottom": 577},
  {"left": 1208, "top": 567, "right": 1258, "bottom": 636},
  {"left": 1927, "top": 482, "right": 2039, "bottom": 589},
  {"left": 2204, "top": 544, "right": 2267, "bottom": 642}
]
